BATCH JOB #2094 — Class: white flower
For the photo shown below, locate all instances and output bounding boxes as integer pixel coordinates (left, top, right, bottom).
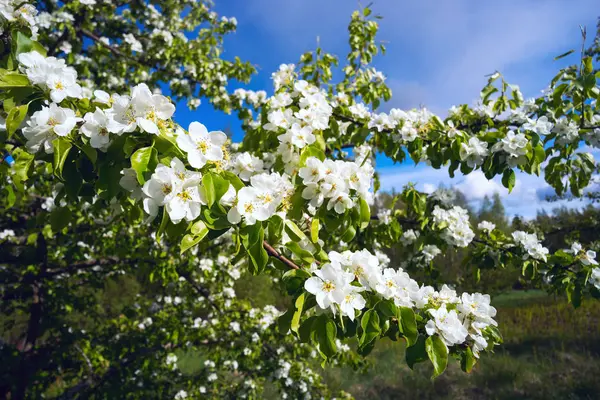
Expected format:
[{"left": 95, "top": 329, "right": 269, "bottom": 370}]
[
  {"left": 142, "top": 158, "right": 203, "bottom": 223},
  {"left": 230, "top": 152, "right": 264, "bottom": 181},
  {"left": 230, "top": 321, "right": 241, "bottom": 333},
  {"left": 590, "top": 268, "right": 600, "bottom": 290},
  {"left": 298, "top": 157, "right": 325, "bottom": 184},
  {"left": 287, "top": 122, "right": 315, "bottom": 148},
  {"left": 375, "top": 268, "right": 420, "bottom": 307},
  {"left": 377, "top": 209, "right": 392, "bottom": 224},
  {"left": 17, "top": 51, "right": 82, "bottom": 102},
  {"left": 304, "top": 263, "right": 354, "bottom": 310},
  {"left": 457, "top": 293, "right": 497, "bottom": 326},
  {"left": 400, "top": 229, "right": 419, "bottom": 246},
  {"left": 512, "top": 231, "right": 548, "bottom": 261},
  {"left": 119, "top": 168, "right": 143, "bottom": 200},
  {"left": 165, "top": 353, "right": 178, "bottom": 370},
  {"left": 123, "top": 33, "right": 143, "bottom": 52},
  {"left": 22, "top": 103, "right": 80, "bottom": 154},
  {"left": 523, "top": 116, "right": 553, "bottom": 136},
  {"left": 130, "top": 83, "right": 175, "bottom": 134},
  {"left": 177, "top": 122, "right": 227, "bottom": 168},
  {"left": 349, "top": 103, "right": 370, "bottom": 119},
  {"left": 425, "top": 304, "right": 468, "bottom": 348},
  {"left": 174, "top": 390, "right": 188, "bottom": 400},
  {"left": 338, "top": 289, "right": 366, "bottom": 321},
  {"left": 460, "top": 137, "right": 489, "bottom": 168},
  {"left": 478, "top": 221, "right": 496, "bottom": 232},
  {"left": 81, "top": 108, "right": 112, "bottom": 150},
  {"left": 0, "top": 229, "right": 15, "bottom": 240},
  {"left": 422, "top": 245, "right": 441, "bottom": 263},
  {"left": 581, "top": 250, "right": 598, "bottom": 266}
]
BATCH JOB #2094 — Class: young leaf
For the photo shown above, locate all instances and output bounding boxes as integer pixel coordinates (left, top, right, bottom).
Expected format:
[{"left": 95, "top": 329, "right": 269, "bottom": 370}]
[
  {"left": 501, "top": 169, "right": 516, "bottom": 193},
  {"left": 52, "top": 138, "right": 72, "bottom": 180},
  {"left": 359, "top": 309, "right": 381, "bottom": 347},
  {"left": 310, "top": 218, "right": 320, "bottom": 243},
  {"left": 425, "top": 335, "right": 448, "bottom": 378},
  {"left": 131, "top": 146, "right": 157, "bottom": 185},
  {"left": 314, "top": 314, "right": 338, "bottom": 358},
  {"left": 399, "top": 307, "right": 418, "bottom": 346},
  {"left": 6, "top": 104, "right": 28, "bottom": 138}
]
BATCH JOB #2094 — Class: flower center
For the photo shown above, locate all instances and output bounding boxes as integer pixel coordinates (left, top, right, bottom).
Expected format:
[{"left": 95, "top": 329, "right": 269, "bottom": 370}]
[
  {"left": 177, "top": 190, "right": 192, "bottom": 201},
  {"left": 197, "top": 140, "right": 209, "bottom": 153},
  {"left": 322, "top": 281, "right": 335, "bottom": 292}
]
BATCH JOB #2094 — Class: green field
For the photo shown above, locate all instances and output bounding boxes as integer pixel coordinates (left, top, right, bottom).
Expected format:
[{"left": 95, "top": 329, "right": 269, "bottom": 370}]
[{"left": 322, "top": 291, "right": 600, "bottom": 400}]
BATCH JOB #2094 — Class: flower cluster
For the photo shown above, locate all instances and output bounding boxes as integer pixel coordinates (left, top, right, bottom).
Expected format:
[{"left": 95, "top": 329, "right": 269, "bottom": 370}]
[
  {"left": 228, "top": 172, "right": 294, "bottom": 225},
  {"left": 22, "top": 103, "right": 80, "bottom": 153},
  {"left": 512, "top": 231, "right": 549, "bottom": 261},
  {"left": 432, "top": 205, "right": 475, "bottom": 247},
  {"left": 0, "top": 0, "right": 38, "bottom": 38},
  {"left": 176, "top": 122, "right": 228, "bottom": 169},
  {"left": 460, "top": 137, "right": 489, "bottom": 168},
  {"left": 141, "top": 158, "right": 204, "bottom": 223},
  {"left": 299, "top": 157, "right": 373, "bottom": 214},
  {"left": 427, "top": 291, "right": 497, "bottom": 356},
  {"left": 491, "top": 130, "right": 528, "bottom": 167},
  {"left": 568, "top": 242, "right": 598, "bottom": 266},
  {"left": 18, "top": 51, "right": 82, "bottom": 102},
  {"left": 304, "top": 249, "right": 498, "bottom": 355},
  {"left": 264, "top": 80, "right": 333, "bottom": 168}
]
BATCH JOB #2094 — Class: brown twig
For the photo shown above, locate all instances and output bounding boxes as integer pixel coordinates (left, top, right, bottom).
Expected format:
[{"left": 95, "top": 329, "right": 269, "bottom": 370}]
[{"left": 263, "top": 241, "right": 299, "bottom": 270}]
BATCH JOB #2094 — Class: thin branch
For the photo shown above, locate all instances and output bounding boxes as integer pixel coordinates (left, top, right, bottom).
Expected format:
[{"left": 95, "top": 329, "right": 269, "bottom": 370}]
[{"left": 263, "top": 241, "right": 299, "bottom": 270}]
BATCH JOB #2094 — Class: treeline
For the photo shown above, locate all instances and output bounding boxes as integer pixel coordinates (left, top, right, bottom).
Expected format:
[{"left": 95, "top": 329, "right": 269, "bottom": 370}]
[{"left": 374, "top": 188, "right": 600, "bottom": 296}]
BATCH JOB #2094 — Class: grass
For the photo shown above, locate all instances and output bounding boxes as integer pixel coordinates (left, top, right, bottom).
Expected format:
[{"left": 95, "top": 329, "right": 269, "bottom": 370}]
[{"left": 322, "top": 291, "right": 600, "bottom": 400}]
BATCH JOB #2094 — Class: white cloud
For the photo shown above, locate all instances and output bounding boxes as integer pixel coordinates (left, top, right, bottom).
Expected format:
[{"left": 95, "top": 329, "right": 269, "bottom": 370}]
[
  {"left": 378, "top": 164, "right": 592, "bottom": 219},
  {"left": 231, "top": 0, "right": 597, "bottom": 111}
]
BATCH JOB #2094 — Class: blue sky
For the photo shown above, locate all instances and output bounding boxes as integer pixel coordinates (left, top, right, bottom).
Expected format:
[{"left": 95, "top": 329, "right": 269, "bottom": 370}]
[{"left": 171, "top": 0, "right": 599, "bottom": 218}]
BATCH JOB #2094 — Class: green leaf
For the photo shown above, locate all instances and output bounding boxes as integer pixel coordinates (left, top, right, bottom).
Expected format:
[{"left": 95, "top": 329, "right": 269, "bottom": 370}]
[
  {"left": 299, "top": 316, "right": 317, "bottom": 343},
  {"left": 131, "top": 146, "right": 157, "bottom": 185},
  {"left": 460, "top": 347, "right": 477, "bottom": 373},
  {"left": 3, "top": 185, "right": 16, "bottom": 209},
  {"left": 376, "top": 299, "right": 397, "bottom": 320},
  {"left": 285, "top": 241, "right": 314, "bottom": 264},
  {"left": 282, "top": 269, "right": 311, "bottom": 295},
  {"left": 13, "top": 32, "right": 46, "bottom": 57},
  {"left": 284, "top": 220, "right": 308, "bottom": 241},
  {"left": 277, "top": 309, "right": 293, "bottom": 334},
  {"left": 399, "top": 307, "right": 418, "bottom": 346},
  {"left": 156, "top": 208, "right": 169, "bottom": 242},
  {"left": 553, "top": 49, "right": 574, "bottom": 60},
  {"left": 310, "top": 218, "right": 320, "bottom": 243},
  {"left": 299, "top": 145, "right": 326, "bottom": 166},
  {"left": 291, "top": 292, "right": 306, "bottom": 333},
  {"left": 221, "top": 171, "right": 245, "bottom": 191},
  {"left": 425, "top": 335, "right": 448, "bottom": 378},
  {"left": 583, "top": 56, "right": 594, "bottom": 75},
  {"left": 240, "top": 224, "right": 269, "bottom": 275},
  {"left": 359, "top": 309, "right": 381, "bottom": 347},
  {"left": 202, "top": 172, "right": 230, "bottom": 208},
  {"left": 180, "top": 228, "right": 209, "bottom": 254},
  {"left": 501, "top": 169, "right": 516, "bottom": 193},
  {"left": 50, "top": 207, "right": 72, "bottom": 231},
  {"left": 340, "top": 225, "right": 356, "bottom": 243},
  {"left": 405, "top": 335, "right": 428, "bottom": 369},
  {"left": 0, "top": 70, "right": 30, "bottom": 87},
  {"left": 6, "top": 104, "right": 28, "bottom": 138},
  {"left": 52, "top": 138, "right": 72, "bottom": 180},
  {"left": 314, "top": 314, "right": 338, "bottom": 358},
  {"left": 359, "top": 198, "right": 370, "bottom": 230}
]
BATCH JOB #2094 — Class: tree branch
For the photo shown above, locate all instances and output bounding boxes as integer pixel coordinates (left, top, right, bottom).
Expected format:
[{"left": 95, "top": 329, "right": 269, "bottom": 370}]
[{"left": 263, "top": 241, "right": 299, "bottom": 270}]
